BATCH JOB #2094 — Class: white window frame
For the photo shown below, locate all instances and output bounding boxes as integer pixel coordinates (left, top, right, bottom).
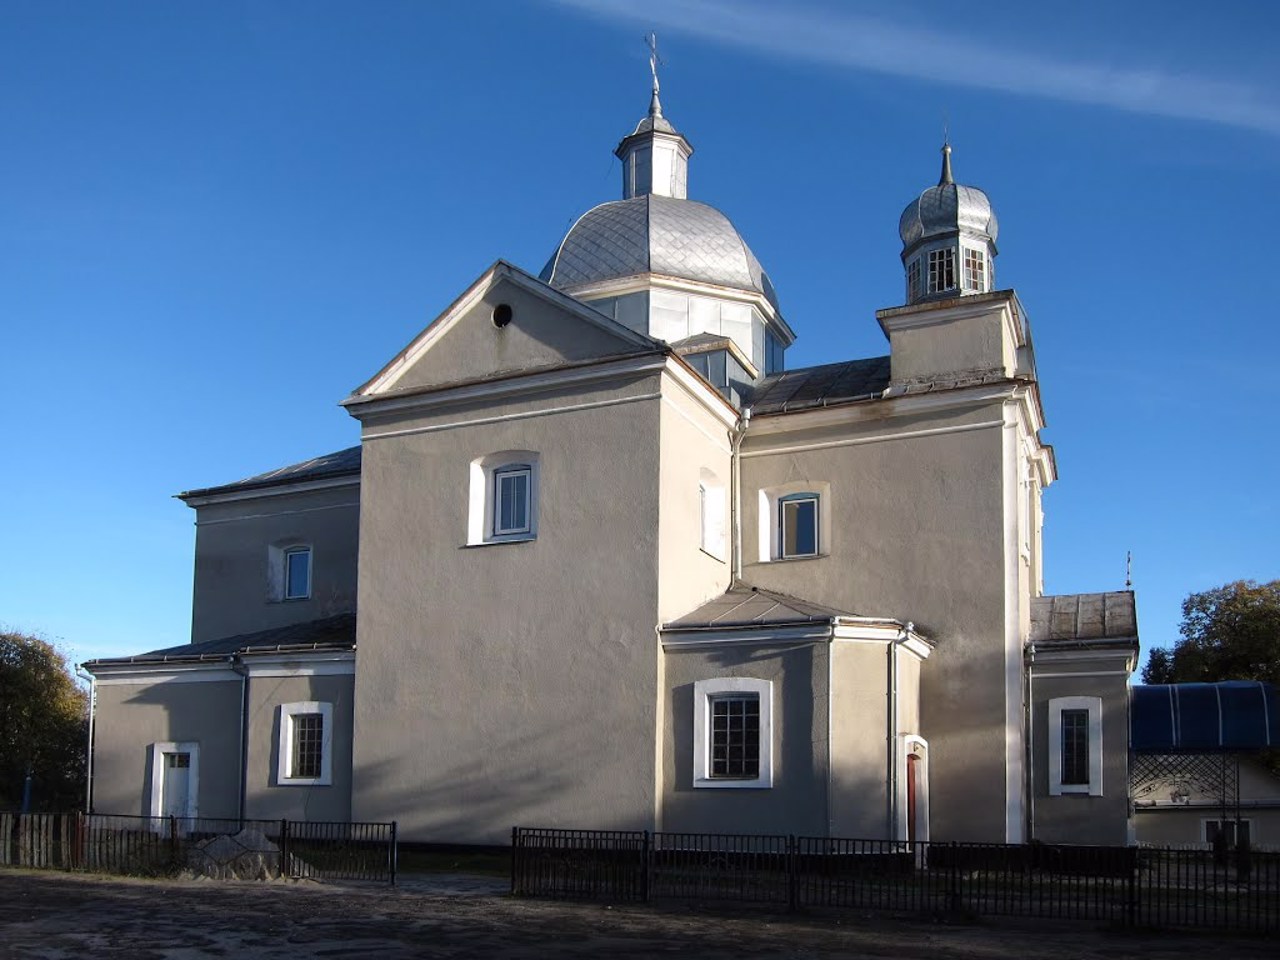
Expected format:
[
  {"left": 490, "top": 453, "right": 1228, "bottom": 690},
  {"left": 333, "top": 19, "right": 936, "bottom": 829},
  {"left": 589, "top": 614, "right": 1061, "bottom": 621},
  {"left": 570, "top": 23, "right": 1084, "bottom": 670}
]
[
  {"left": 906, "top": 257, "right": 921, "bottom": 301},
  {"left": 468, "top": 451, "right": 540, "bottom": 545},
  {"left": 693, "top": 677, "right": 773, "bottom": 789},
  {"left": 283, "top": 545, "right": 312, "bottom": 601},
  {"left": 277, "top": 701, "right": 333, "bottom": 787},
  {"left": 962, "top": 246, "right": 986, "bottom": 292},
  {"left": 1048, "top": 696, "right": 1103, "bottom": 796},
  {"left": 927, "top": 247, "right": 956, "bottom": 293},
  {"left": 148, "top": 741, "right": 199, "bottom": 819},
  {"left": 758, "top": 482, "right": 830, "bottom": 562},
  {"left": 699, "top": 469, "right": 726, "bottom": 561},
  {"left": 492, "top": 463, "right": 533, "bottom": 537}
]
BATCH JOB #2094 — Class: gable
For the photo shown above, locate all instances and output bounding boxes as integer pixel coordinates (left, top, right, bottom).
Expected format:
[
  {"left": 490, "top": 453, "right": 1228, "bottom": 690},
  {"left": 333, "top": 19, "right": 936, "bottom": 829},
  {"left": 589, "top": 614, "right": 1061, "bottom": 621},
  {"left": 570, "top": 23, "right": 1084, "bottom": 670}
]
[{"left": 354, "top": 262, "right": 661, "bottom": 398}]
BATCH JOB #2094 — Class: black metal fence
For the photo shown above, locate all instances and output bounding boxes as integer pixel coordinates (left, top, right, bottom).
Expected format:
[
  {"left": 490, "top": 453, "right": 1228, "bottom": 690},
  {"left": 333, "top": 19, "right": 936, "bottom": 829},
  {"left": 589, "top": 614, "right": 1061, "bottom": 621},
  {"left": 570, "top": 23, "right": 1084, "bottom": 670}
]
[
  {"left": 1, "top": 813, "right": 397, "bottom": 884},
  {"left": 511, "top": 827, "right": 1280, "bottom": 933}
]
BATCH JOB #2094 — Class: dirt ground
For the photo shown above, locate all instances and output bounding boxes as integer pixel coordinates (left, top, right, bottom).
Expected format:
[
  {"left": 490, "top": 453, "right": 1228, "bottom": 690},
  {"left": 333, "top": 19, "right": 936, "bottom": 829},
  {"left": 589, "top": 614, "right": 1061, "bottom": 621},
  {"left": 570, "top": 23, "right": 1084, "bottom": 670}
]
[{"left": 0, "top": 869, "right": 1273, "bottom": 959}]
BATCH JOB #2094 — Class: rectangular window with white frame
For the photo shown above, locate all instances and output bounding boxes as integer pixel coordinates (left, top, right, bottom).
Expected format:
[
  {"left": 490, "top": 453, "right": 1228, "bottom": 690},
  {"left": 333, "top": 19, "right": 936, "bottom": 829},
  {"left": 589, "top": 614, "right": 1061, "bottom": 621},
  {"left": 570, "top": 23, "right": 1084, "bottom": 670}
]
[
  {"left": 693, "top": 677, "right": 773, "bottom": 789},
  {"left": 493, "top": 464, "right": 531, "bottom": 536},
  {"left": 927, "top": 248, "right": 956, "bottom": 293},
  {"left": 284, "top": 546, "right": 312, "bottom": 601},
  {"left": 962, "top": 247, "right": 986, "bottom": 292},
  {"left": 779, "top": 493, "right": 819, "bottom": 559},
  {"left": 699, "top": 472, "right": 726, "bottom": 561},
  {"left": 277, "top": 701, "right": 333, "bottom": 786},
  {"left": 1047, "top": 696, "right": 1103, "bottom": 796}
]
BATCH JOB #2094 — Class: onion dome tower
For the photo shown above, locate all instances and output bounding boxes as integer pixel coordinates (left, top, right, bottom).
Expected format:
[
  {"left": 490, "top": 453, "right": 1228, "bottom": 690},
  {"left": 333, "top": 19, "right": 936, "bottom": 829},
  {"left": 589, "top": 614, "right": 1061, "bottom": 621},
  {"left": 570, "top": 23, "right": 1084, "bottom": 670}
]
[
  {"left": 898, "top": 143, "right": 999, "bottom": 305},
  {"left": 540, "top": 63, "right": 793, "bottom": 380}
]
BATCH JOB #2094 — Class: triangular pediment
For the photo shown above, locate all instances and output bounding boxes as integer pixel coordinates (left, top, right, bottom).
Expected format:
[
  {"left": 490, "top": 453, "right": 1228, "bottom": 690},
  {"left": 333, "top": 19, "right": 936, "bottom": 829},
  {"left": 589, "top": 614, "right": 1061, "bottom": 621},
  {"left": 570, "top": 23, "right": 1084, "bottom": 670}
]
[{"left": 350, "top": 260, "right": 663, "bottom": 400}]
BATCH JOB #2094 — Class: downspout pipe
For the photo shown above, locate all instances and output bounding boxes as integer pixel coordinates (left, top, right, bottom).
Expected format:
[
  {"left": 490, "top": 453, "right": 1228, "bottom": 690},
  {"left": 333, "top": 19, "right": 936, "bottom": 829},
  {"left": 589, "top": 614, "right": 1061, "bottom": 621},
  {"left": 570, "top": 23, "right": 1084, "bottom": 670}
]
[
  {"left": 886, "top": 627, "right": 906, "bottom": 841},
  {"left": 1025, "top": 644, "right": 1036, "bottom": 842},
  {"left": 232, "top": 658, "right": 249, "bottom": 822},
  {"left": 730, "top": 406, "right": 751, "bottom": 581},
  {"left": 75, "top": 665, "right": 95, "bottom": 813}
]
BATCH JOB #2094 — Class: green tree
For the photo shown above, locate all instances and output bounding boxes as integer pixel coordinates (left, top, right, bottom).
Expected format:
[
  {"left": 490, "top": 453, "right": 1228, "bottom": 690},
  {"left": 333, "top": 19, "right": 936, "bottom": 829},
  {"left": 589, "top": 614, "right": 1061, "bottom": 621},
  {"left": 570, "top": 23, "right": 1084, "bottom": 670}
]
[
  {"left": 0, "top": 631, "right": 88, "bottom": 811},
  {"left": 1143, "top": 580, "right": 1280, "bottom": 685}
]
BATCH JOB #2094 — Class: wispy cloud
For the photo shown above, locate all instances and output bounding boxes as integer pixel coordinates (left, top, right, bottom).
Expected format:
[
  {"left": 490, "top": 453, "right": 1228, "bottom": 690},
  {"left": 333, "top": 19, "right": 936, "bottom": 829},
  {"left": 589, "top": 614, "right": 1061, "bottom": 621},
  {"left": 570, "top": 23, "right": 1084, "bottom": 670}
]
[{"left": 554, "top": 0, "right": 1280, "bottom": 137}]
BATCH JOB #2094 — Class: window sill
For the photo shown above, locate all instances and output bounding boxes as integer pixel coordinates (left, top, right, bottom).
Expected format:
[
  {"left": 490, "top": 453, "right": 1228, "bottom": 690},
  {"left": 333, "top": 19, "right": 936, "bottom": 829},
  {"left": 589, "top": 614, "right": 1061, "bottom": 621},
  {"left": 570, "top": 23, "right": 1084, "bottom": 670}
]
[
  {"left": 694, "top": 777, "right": 771, "bottom": 790},
  {"left": 278, "top": 778, "right": 331, "bottom": 788},
  {"left": 769, "top": 553, "right": 827, "bottom": 563},
  {"left": 463, "top": 536, "right": 537, "bottom": 549},
  {"left": 1050, "top": 785, "right": 1100, "bottom": 797}
]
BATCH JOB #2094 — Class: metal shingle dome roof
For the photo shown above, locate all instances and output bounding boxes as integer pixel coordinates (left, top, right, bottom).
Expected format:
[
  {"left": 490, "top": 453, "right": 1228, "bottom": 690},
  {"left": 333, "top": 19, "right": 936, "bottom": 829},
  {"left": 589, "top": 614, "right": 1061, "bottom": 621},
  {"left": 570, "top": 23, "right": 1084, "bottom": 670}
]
[
  {"left": 898, "top": 144, "right": 999, "bottom": 253},
  {"left": 539, "top": 194, "right": 781, "bottom": 313}
]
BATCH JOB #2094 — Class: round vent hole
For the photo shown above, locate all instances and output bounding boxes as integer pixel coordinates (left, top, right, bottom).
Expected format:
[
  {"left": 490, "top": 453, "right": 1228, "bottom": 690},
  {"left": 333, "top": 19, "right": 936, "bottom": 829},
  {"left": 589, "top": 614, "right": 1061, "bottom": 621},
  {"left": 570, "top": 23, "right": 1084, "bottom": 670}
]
[{"left": 492, "top": 304, "right": 513, "bottom": 328}]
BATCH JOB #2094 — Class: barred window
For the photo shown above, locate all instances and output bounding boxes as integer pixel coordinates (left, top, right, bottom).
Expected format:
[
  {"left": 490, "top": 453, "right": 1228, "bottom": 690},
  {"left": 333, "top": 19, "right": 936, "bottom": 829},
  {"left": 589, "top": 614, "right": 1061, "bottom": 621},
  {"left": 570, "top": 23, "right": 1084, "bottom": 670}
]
[
  {"left": 710, "top": 695, "right": 760, "bottom": 778},
  {"left": 291, "top": 713, "right": 324, "bottom": 779},
  {"left": 928, "top": 248, "right": 956, "bottom": 293},
  {"left": 963, "top": 248, "right": 986, "bottom": 292},
  {"left": 1060, "top": 709, "right": 1089, "bottom": 786},
  {"left": 277, "top": 701, "right": 333, "bottom": 786}
]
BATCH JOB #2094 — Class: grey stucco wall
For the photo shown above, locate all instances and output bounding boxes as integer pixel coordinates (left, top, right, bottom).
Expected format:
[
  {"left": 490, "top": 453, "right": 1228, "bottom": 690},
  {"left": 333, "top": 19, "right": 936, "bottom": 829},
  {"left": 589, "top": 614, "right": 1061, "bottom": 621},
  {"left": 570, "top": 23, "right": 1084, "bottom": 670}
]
[
  {"left": 352, "top": 366, "right": 666, "bottom": 843},
  {"left": 662, "top": 642, "right": 829, "bottom": 836},
  {"left": 1029, "top": 668, "right": 1130, "bottom": 845},
  {"left": 243, "top": 672, "right": 354, "bottom": 822},
  {"left": 92, "top": 676, "right": 242, "bottom": 819},
  {"left": 190, "top": 484, "right": 360, "bottom": 644},
  {"left": 741, "top": 400, "right": 1013, "bottom": 841}
]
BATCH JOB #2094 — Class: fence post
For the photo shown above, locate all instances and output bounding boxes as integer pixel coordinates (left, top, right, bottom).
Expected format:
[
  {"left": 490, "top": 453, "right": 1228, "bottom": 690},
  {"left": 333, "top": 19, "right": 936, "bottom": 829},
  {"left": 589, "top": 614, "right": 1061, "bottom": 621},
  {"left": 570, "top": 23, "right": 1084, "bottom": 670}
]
[
  {"left": 280, "top": 819, "right": 290, "bottom": 876},
  {"left": 641, "top": 831, "right": 651, "bottom": 903},
  {"left": 389, "top": 821, "right": 398, "bottom": 886},
  {"left": 948, "top": 841, "right": 961, "bottom": 914},
  {"left": 168, "top": 816, "right": 178, "bottom": 866},
  {"left": 510, "top": 827, "right": 519, "bottom": 895},
  {"left": 788, "top": 835, "right": 799, "bottom": 913}
]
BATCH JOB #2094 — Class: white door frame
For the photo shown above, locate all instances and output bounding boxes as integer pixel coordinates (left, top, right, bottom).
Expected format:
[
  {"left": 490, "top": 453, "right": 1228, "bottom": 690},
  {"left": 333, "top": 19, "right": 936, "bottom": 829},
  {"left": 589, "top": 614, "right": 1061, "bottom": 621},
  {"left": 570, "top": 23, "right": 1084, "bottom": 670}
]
[{"left": 148, "top": 741, "right": 199, "bottom": 819}]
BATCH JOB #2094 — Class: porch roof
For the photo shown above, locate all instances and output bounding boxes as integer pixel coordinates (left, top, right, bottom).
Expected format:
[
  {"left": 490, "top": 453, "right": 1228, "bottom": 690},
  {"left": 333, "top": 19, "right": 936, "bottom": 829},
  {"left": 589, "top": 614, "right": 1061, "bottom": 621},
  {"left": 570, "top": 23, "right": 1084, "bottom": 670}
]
[
  {"left": 84, "top": 613, "right": 356, "bottom": 667},
  {"left": 663, "top": 583, "right": 853, "bottom": 630},
  {"left": 1131, "top": 682, "right": 1279, "bottom": 753}
]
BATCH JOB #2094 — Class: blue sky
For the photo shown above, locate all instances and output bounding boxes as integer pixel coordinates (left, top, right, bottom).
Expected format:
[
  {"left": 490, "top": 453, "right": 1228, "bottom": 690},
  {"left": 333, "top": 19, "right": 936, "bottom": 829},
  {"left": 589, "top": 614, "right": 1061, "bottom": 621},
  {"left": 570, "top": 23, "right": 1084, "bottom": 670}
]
[{"left": 2, "top": 1, "right": 1277, "bottom": 670}]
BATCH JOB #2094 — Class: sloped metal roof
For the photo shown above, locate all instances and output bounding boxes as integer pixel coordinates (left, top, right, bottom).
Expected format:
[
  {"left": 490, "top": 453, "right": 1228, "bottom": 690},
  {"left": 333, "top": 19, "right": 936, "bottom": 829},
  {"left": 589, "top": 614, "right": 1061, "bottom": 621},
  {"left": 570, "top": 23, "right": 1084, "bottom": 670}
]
[
  {"left": 541, "top": 194, "right": 780, "bottom": 313},
  {"left": 746, "top": 356, "right": 891, "bottom": 415},
  {"left": 179, "top": 446, "right": 361, "bottom": 501},
  {"left": 1132, "top": 682, "right": 1279, "bottom": 753},
  {"left": 85, "top": 613, "right": 357, "bottom": 667},
  {"left": 1030, "top": 592, "right": 1138, "bottom": 644},
  {"left": 664, "top": 583, "right": 853, "bottom": 630}
]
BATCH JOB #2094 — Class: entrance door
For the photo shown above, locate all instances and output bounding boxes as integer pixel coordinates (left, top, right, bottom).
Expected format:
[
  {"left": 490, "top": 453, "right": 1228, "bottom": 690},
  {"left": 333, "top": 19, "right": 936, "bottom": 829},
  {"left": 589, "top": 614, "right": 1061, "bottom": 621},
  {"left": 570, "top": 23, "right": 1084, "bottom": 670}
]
[
  {"left": 162, "top": 752, "right": 191, "bottom": 819},
  {"left": 906, "top": 753, "right": 919, "bottom": 843}
]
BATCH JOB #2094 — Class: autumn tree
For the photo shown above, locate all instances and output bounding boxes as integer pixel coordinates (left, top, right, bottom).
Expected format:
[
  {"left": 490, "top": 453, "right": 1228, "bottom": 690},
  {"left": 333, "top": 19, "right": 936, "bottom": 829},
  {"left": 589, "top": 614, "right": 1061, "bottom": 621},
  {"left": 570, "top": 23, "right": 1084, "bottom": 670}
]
[
  {"left": 0, "top": 631, "right": 88, "bottom": 811},
  {"left": 1143, "top": 580, "right": 1280, "bottom": 686}
]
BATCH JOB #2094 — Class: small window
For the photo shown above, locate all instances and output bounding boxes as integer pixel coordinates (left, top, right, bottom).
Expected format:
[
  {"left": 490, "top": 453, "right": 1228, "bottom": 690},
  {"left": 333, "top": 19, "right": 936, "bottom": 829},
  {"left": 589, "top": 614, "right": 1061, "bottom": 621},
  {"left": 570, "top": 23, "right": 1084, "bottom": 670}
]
[
  {"left": 1060, "top": 709, "right": 1089, "bottom": 786},
  {"left": 468, "top": 452, "right": 539, "bottom": 545},
  {"left": 927, "top": 248, "right": 956, "bottom": 293},
  {"left": 693, "top": 677, "right": 773, "bottom": 789},
  {"left": 278, "top": 701, "right": 333, "bottom": 786},
  {"left": 710, "top": 695, "right": 760, "bottom": 778},
  {"left": 493, "top": 464, "right": 532, "bottom": 536},
  {"left": 698, "top": 469, "right": 726, "bottom": 561},
  {"left": 1205, "top": 819, "right": 1252, "bottom": 849},
  {"left": 963, "top": 248, "right": 986, "bottom": 292},
  {"left": 1048, "top": 696, "right": 1103, "bottom": 796},
  {"left": 284, "top": 546, "right": 312, "bottom": 601},
  {"left": 779, "top": 494, "right": 819, "bottom": 558},
  {"left": 290, "top": 713, "right": 324, "bottom": 779},
  {"left": 907, "top": 258, "right": 921, "bottom": 301}
]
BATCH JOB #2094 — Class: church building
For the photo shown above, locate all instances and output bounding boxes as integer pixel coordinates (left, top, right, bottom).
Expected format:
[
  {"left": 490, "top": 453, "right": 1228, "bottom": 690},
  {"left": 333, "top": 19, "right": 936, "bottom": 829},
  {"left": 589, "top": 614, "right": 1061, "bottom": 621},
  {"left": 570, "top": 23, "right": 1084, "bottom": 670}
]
[{"left": 85, "top": 76, "right": 1140, "bottom": 847}]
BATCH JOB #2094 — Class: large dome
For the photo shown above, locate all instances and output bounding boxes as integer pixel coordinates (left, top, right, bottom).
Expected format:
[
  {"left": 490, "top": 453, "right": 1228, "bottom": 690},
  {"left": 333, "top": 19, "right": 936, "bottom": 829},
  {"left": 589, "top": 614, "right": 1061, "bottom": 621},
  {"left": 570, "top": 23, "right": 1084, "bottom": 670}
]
[
  {"left": 540, "top": 194, "right": 780, "bottom": 313},
  {"left": 898, "top": 182, "right": 999, "bottom": 252}
]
